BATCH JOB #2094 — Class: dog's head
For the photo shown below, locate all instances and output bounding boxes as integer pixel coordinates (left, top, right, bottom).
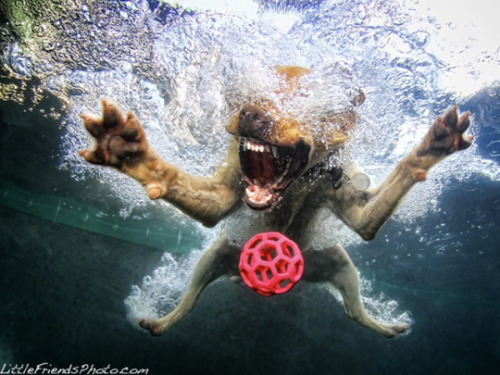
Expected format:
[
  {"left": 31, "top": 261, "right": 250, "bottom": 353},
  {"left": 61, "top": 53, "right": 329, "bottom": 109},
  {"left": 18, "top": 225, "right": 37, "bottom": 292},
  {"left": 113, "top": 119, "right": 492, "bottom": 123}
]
[{"left": 226, "top": 65, "right": 365, "bottom": 210}]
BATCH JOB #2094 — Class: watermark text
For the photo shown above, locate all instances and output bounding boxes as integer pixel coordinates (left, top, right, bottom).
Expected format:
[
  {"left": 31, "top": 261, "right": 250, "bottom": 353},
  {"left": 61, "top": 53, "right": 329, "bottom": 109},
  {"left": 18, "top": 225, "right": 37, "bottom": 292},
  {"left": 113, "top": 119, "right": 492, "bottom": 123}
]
[{"left": 0, "top": 363, "right": 149, "bottom": 375}]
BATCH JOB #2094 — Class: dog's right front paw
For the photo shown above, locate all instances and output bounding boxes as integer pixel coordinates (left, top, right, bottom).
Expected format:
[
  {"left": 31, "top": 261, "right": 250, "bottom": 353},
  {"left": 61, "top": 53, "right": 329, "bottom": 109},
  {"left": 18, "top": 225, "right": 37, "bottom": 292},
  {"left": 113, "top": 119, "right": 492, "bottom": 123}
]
[{"left": 80, "top": 99, "right": 149, "bottom": 168}]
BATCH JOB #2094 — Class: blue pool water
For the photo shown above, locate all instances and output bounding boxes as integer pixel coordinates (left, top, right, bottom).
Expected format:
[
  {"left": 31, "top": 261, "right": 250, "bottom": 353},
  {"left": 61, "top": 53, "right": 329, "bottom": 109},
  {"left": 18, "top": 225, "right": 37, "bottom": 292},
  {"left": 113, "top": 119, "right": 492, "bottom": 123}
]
[{"left": 0, "top": 0, "right": 499, "bottom": 373}]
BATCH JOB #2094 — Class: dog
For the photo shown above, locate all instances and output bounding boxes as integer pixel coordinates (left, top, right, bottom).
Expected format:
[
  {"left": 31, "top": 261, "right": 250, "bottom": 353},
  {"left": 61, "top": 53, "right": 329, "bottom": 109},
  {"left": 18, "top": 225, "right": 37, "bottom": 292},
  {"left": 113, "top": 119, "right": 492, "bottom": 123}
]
[{"left": 79, "top": 65, "right": 472, "bottom": 337}]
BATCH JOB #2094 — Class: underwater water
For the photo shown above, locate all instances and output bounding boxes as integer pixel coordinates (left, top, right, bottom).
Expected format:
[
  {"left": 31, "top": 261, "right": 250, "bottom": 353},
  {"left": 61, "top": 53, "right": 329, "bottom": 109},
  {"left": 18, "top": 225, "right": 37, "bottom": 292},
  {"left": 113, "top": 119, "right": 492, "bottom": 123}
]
[{"left": 0, "top": 0, "right": 499, "bottom": 373}]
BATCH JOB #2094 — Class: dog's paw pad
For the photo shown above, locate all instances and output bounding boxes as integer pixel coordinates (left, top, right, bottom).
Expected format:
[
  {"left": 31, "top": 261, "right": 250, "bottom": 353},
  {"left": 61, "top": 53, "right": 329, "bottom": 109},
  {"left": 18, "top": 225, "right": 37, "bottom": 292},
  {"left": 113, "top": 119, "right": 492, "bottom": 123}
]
[
  {"left": 80, "top": 99, "right": 148, "bottom": 167},
  {"left": 421, "top": 106, "right": 473, "bottom": 157},
  {"left": 384, "top": 323, "right": 409, "bottom": 338},
  {"left": 139, "top": 318, "right": 164, "bottom": 336}
]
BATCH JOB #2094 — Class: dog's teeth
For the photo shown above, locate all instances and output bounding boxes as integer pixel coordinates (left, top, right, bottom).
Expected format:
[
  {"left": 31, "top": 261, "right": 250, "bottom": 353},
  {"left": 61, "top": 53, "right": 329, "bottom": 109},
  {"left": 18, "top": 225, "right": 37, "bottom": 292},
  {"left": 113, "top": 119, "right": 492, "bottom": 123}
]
[
  {"left": 244, "top": 140, "right": 270, "bottom": 153},
  {"left": 245, "top": 186, "right": 256, "bottom": 198},
  {"left": 271, "top": 146, "right": 278, "bottom": 158},
  {"left": 282, "top": 161, "right": 291, "bottom": 176}
]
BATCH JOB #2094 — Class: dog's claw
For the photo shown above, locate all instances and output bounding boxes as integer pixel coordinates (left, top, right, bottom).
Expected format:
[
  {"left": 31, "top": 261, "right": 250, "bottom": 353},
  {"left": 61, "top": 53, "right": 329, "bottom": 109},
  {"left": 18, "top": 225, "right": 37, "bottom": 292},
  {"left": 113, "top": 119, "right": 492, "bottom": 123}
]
[
  {"left": 457, "top": 112, "right": 470, "bottom": 133},
  {"left": 442, "top": 105, "right": 458, "bottom": 130},
  {"left": 101, "top": 98, "right": 126, "bottom": 129}
]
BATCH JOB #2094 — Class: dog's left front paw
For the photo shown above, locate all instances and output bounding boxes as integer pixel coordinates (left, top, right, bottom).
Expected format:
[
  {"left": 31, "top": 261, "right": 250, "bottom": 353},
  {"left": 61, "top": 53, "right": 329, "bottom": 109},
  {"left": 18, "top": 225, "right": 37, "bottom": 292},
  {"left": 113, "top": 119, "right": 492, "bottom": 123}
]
[
  {"left": 419, "top": 106, "right": 473, "bottom": 158},
  {"left": 409, "top": 106, "right": 473, "bottom": 181}
]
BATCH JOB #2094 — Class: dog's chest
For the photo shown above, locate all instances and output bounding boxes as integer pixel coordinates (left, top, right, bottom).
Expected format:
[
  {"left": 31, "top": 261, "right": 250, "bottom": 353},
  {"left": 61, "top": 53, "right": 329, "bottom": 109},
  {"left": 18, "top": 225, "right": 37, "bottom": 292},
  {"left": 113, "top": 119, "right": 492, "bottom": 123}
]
[
  {"left": 224, "top": 180, "right": 322, "bottom": 247},
  {"left": 223, "top": 206, "right": 295, "bottom": 247}
]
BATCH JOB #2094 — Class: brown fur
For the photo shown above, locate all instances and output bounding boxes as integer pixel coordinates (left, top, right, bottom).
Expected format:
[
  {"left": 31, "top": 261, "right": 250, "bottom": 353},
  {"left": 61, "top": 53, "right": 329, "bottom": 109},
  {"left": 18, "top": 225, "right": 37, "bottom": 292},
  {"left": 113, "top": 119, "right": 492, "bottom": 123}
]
[{"left": 80, "top": 65, "right": 473, "bottom": 337}]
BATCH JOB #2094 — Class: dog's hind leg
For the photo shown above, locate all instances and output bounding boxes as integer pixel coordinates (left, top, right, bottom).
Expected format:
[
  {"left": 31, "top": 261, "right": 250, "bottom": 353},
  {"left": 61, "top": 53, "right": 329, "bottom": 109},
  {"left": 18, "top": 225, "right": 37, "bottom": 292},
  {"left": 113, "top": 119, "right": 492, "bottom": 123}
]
[
  {"left": 139, "top": 233, "right": 240, "bottom": 336},
  {"left": 303, "top": 245, "right": 409, "bottom": 338}
]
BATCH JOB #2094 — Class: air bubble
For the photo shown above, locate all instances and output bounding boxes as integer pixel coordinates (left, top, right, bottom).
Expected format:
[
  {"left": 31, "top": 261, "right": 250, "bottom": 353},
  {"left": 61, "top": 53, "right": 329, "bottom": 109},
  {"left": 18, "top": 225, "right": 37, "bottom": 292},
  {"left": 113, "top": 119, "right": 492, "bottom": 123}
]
[
  {"left": 0, "top": 0, "right": 494, "bottom": 329},
  {"left": 410, "top": 30, "right": 429, "bottom": 47}
]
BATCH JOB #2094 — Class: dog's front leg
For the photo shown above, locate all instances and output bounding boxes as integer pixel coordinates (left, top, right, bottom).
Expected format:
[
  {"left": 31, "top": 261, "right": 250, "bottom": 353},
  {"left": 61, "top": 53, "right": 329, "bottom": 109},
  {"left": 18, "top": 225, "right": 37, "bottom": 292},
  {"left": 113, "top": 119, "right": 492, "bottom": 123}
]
[
  {"left": 139, "top": 233, "right": 240, "bottom": 336},
  {"left": 330, "top": 106, "right": 473, "bottom": 240},
  {"left": 80, "top": 99, "right": 242, "bottom": 227}
]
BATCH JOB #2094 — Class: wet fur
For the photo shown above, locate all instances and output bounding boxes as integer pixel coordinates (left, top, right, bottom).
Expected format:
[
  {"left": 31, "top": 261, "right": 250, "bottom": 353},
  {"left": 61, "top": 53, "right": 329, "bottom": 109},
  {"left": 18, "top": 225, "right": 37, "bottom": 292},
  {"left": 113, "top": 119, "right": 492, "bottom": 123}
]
[{"left": 80, "top": 66, "right": 472, "bottom": 338}]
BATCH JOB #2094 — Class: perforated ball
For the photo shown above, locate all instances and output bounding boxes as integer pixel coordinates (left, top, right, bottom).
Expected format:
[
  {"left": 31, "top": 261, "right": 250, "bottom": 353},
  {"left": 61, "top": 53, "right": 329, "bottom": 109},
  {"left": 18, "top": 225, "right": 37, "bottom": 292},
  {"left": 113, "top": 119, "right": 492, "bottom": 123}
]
[{"left": 239, "top": 232, "right": 304, "bottom": 296}]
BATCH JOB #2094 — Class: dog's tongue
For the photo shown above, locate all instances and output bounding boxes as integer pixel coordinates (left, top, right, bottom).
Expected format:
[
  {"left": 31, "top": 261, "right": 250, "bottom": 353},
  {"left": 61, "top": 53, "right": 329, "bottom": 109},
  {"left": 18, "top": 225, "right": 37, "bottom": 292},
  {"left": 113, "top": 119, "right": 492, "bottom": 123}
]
[{"left": 245, "top": 184, "right": 274, "bottom": 206}]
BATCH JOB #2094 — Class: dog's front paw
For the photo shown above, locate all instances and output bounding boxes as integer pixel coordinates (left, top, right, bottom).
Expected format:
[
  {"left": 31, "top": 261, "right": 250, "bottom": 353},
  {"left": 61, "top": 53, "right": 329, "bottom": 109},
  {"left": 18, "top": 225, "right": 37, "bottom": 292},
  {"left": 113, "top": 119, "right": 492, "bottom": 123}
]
[
  {"left": 408, "top": 106, "right": 473, "bottom": 181},
  {"left": 419, "top": 106, "right": 473, "bottom": 158},
  {"left": 79, "top": 99, "right": 149, "bottom": 168}
]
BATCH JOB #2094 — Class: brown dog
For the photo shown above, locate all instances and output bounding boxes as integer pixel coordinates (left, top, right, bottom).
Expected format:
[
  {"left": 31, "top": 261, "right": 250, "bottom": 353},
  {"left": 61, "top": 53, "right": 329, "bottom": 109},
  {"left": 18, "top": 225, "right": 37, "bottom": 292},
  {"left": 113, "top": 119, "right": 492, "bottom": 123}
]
[{"left": 80, "top": 65, "right": 472, "bottom": 337}]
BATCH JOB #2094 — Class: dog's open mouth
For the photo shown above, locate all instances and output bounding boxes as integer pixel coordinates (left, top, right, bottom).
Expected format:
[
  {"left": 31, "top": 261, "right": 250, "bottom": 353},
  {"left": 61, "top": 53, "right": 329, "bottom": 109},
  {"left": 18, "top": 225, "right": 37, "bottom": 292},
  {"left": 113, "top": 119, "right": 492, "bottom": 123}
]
[{"left": 239, "top": 137, "right": 310, "bottom": 210}]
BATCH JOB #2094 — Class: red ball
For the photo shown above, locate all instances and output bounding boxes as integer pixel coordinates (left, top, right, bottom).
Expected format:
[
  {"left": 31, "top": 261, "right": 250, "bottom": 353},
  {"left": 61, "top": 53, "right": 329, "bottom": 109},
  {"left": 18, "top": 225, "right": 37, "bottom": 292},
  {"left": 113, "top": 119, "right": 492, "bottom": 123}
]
[{"left": 239, "top": 232, "right": 304, "bottom": 296}]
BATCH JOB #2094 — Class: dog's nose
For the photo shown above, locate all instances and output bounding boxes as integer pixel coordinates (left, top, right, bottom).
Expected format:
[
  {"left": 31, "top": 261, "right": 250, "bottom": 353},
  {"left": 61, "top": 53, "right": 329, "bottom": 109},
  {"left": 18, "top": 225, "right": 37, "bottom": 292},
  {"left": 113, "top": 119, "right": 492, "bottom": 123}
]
[
  {"left": 239, "top": 109, "right": 252, "bottom": 120},
  {"left": 239, "top": 105, "right": 270, "bottom": 122},
  {"left": 237, "top": 105, "right": 273, "bottom": 139}
]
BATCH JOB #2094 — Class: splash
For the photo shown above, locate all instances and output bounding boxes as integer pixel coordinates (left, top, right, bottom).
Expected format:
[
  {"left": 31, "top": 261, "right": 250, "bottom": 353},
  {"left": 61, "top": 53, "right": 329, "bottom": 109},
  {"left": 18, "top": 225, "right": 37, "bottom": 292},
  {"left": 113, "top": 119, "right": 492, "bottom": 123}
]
[
  {"left": 360, "top": 276, "right": 413, "bottom": 333},
  {"left": 320, "top": 275, "right": 413, "bottom": 330},
  {"left": 2, "top": 0, "right": 496, "bottom": 210},
  {"left": 1, "top": 0, "right": 498, "bottom": 332},
  {"left": 125, "top": 248, "right": 204, "bottom": 324}
]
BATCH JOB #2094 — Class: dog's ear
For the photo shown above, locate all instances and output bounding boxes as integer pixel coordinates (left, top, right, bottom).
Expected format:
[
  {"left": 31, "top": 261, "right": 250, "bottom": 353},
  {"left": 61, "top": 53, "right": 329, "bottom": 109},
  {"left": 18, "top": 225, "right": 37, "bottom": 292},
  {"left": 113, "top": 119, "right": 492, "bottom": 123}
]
[
  {"left": 274, "top": 65, "right": 311, "bottom": 94},
  {"left": 226, "top": 111, "right": 239, "bottom": 136},
  {"left": 274, "top": 65, "right": 311, "bottom": 80}
]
